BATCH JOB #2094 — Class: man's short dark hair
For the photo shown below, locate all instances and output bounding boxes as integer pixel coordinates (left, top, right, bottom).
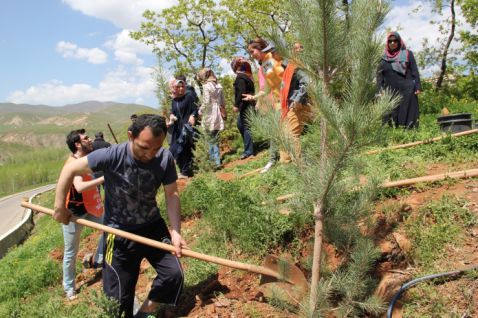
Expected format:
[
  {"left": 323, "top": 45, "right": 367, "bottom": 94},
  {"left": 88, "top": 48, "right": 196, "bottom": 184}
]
[
  {"left": 66, "top": 129, "right": 85, "bottom": 153},
  {"left": 175, "top": 75, "right": 187, "bottom": 82},
  {"left": 95, "top": 131, "right": 104, "bottom": 138},
  {"left": 129, "top": 114, "right": 167, "bottom": 138}
]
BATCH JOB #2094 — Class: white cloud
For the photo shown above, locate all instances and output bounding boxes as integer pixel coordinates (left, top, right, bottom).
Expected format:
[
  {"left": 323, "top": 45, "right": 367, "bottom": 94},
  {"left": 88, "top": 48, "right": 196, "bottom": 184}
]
[
  {"left": 382, "top": 0, "right": 472, "bottom": 75},
  {"left": 56, "top": 41, "right": 108, "bottom": 64},
  {"left": 105, "top": 30, "right": 153, "bottom": 65},
  {"left": 218, "top": 58, "right": 234, "bottom": 76},
  {"left": 7, "top": 65, "right": 156, "bottom": 107},
  {"left": 62, "top": 0, "right": 177, "bottom": 29}
]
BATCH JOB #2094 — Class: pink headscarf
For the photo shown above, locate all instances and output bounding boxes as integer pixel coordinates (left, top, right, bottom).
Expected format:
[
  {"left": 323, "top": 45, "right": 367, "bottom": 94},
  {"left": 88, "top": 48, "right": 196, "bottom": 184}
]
[{"left": 383, "top": 32, "right": 409, "bottom": 76}]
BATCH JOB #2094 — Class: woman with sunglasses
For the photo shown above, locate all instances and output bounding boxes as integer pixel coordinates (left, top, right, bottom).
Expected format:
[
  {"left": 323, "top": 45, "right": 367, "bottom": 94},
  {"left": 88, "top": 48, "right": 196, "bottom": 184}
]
[{"left": 377, "top": 31, "right": 422, "bottom": 129}]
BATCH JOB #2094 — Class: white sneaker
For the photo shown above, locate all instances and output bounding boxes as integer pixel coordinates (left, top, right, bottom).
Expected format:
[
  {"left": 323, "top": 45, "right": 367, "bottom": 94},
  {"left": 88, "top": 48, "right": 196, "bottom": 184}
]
[
  {"left": 260, "top": 161, "right": 275, "bottom": 173},
  {"left": 66, "top": 290, "right": 77, "bottom": 301},
  {"left": 177, "top": 173, "right": 188, "bottom": 179}
]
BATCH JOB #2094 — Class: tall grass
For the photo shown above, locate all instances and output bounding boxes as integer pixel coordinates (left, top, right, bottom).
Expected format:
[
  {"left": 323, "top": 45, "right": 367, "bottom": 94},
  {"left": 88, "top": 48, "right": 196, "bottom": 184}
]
[
  {"left": 0, "top": 191, "right": 119, "bottom": 317},
  {"left": 0, "top": 147, "right": 66, "bottom": 197}
]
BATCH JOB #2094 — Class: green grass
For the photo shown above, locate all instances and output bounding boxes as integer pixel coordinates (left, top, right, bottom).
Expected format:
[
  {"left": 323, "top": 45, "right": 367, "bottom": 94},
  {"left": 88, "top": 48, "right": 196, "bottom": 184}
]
[
  {"left": 404, "top": 195, "right": 477, "bottom": 270},
  {"left": 0, "top": 191, "right": 120, "bottom": 318},
  {"left": 401, "top": 195, "right": 478, "bottom": 318},
  {"left": 0, "top": 147, "right": 67, "bottom": 197}
]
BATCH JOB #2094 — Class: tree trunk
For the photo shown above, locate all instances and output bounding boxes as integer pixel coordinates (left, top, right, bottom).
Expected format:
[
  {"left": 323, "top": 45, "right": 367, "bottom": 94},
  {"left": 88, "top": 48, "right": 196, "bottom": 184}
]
[
  {"left": 436, "top": 0, "right": 455, "bottom": 90},
  {"left": 309, "top": 200, "right": 324, "bottom": 312}
]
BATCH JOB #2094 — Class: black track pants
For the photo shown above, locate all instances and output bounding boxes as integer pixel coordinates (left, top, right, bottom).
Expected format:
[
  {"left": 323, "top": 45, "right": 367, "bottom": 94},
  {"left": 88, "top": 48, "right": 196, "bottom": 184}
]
[{"left": 102, "top": 218, "right": 184, "bottom": 318}]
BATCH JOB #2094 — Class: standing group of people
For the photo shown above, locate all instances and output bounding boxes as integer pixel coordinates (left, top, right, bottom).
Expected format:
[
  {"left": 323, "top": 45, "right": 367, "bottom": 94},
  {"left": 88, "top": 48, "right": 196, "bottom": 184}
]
[
  {"left": 167, "top": 69, "right": 228, "bottom": 178},
  {"left": 51, "top": 31, "right": 421, "bottom": 318}
]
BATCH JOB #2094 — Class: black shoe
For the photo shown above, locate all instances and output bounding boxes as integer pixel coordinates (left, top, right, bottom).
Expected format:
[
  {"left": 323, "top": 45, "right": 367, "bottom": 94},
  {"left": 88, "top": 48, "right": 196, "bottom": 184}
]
[{"left": 240, "top": 154, "right": 251, "bottom": 160}]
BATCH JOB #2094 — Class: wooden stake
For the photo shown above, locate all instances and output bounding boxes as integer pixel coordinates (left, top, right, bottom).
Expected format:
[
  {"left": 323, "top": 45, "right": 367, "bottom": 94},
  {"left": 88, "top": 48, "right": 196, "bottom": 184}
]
[
  {"left": 366, "top": 129, "right": 478, "bottom": 155},
  {"left": 107, "top": 123, "right": 119, "bottom": 144}
]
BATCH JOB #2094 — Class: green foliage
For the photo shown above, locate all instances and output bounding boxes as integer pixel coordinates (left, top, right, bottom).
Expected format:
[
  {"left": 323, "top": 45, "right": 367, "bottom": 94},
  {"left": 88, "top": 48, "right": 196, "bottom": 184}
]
[
  {"left": 132, "top": 0, "right": 288, "bottom": 78},
  {"left": 404, "top": 195, "right": 477, "bottom": 268},
  {"left": 192, "top": 127, "right": 218, "bottom": 173},
  {"left": 180, "top": 174, "right": 296, "bottom": 255},
  {"left": 419, "top": 74, "right": 478, "bottom": 114},
  {"left": 0, "top": 191, "right": 122, "bottom": 318},
  {"left": 131, "top": 0, "right": 239, "bottom": 77},
  {"left": 0, "top": 147, "right": 66, "bottom": 197}
]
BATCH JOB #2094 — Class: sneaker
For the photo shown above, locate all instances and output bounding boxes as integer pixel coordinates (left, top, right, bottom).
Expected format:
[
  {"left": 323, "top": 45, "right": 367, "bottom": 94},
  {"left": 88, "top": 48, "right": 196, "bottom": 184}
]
[
  {"left": 260, "top": 161, "right": 275, "bottom": 173},
  {"left": 240, "top": 154, "right": 250, "bottom": 160},
  {"left": 177, "top": 173, "right": 188, "bottom": 180},
  {"left": 66, "top": 290, "right": 77, "bottom": 301}
]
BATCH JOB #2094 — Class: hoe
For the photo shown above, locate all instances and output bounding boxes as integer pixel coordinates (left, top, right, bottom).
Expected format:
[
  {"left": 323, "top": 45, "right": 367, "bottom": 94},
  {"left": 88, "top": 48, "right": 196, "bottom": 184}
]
[{"left": 21, "top": 200, "right": 308, "bottom": 304}]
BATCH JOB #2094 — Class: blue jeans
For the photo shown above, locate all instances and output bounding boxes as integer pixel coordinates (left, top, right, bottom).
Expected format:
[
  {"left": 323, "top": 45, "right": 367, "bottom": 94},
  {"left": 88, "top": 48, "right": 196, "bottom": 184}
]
[
  {"left": 208, "top": 130, "right": 221, "bottom": 166},
  {"left": 237, "top": 114, "right": 254, "bottom": 156},
  {"left": 62, "top": 213, "right": 104, "bottom": 294}
]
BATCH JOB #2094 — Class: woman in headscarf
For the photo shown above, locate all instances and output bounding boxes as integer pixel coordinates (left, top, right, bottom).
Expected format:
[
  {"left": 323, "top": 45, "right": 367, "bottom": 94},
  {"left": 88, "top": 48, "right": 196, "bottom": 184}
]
[
  {"left": 197, "top": 68, "right": 226, "bottom": 168},
  {"left": 377, "top": 31, "right": 422, "bottom": 129},
  {"left": 168, "top": 78, "right": 198, "bottom": 178},
  {"left": 231, "top": 57, "right": 255, "bottom": 160}
]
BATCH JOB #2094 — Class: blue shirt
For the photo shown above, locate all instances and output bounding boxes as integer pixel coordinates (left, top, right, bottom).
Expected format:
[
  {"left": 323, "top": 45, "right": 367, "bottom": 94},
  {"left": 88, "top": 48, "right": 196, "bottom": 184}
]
[{"left": 87, "top": 142, "right": 177, "bottom": 230}]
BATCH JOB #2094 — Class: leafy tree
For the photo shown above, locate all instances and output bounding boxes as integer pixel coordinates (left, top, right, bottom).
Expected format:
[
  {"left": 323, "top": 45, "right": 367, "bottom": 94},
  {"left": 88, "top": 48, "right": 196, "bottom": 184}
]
[
  {"left": 131, "top": 0, "right": 289, "bottom": 82},
  {"left": 249, "top": 0, "right": 396, "bottom": 315},
  {"left": 131, "top": 0, "right": 237, "bottom": 78},
  {"left": 221, "top": 0, "right": 290, "bottom": 46},
  {"left": 458, "top": 0, "right": 478, "bottom": 71}
]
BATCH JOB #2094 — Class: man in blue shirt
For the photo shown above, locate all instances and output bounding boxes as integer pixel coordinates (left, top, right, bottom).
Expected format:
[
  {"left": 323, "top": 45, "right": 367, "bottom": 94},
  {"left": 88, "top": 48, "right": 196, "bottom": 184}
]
[{"left": 54, "top": 114, "right": 186, "bottom": 318}]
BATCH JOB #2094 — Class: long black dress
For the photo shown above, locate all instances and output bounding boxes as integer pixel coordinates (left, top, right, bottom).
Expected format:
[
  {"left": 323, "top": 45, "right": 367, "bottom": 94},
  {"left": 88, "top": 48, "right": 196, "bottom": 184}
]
[
  {"left": 377, "top": 50, "right": 421, "bottom": 128},
  {"left": 169, "top": 93, "right": 198, "bottom": 176}
]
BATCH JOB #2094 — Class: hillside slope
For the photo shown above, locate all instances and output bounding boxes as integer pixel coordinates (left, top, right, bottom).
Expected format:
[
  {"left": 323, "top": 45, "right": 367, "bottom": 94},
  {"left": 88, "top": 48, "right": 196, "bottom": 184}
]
[{"left": 0, "top": 101, "right": 157, "bottom": 162}]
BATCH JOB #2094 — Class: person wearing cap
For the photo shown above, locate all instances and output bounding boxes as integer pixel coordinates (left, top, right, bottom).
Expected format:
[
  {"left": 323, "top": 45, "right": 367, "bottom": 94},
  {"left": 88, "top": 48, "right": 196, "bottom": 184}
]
[
  {"left": 231, "top": 57, "right": 255, "bottom": 160},
  {"left": 92, "top": 131, "right": 111, "bottom": 151}
]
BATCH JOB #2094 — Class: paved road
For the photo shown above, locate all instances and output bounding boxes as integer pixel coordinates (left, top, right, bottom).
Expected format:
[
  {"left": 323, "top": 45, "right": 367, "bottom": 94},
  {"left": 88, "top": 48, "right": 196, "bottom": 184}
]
[{"left": 0, "top": 184, "right": 55, "bottom": 237}]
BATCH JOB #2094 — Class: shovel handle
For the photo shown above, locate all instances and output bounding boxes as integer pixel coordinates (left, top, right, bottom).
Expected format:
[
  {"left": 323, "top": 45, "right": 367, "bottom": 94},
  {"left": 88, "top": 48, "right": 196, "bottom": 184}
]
[{"left": 21, "top": 201, "right": 280, "bottom": 279}]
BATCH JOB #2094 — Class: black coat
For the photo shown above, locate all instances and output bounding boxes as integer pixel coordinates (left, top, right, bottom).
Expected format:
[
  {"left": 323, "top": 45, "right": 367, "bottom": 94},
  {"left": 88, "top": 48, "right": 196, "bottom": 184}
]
[
  {"left": 377, "top": 50, "right": 421, "bottom": 128},
  {"left": 92, "top": 138, "right": 111, "bottom": 150},
  {"left": 233, "top": 73, "right": 255, "bottom": 117},
  {"left": 169, "top": 93, "right": 198, "bottom": 158}
]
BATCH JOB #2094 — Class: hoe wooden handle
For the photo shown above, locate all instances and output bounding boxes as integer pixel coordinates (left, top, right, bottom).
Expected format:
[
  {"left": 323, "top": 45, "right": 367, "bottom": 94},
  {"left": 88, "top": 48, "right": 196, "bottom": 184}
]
[{"left": 21, "top": 201, "right": 280, "bottom": 279}]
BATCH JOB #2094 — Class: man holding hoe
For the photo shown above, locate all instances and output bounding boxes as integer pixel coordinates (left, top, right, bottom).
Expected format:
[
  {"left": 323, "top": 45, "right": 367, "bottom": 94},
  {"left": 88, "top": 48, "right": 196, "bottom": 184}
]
[{"left": 53, "top": 114, "right": 187, "bottom": 318}]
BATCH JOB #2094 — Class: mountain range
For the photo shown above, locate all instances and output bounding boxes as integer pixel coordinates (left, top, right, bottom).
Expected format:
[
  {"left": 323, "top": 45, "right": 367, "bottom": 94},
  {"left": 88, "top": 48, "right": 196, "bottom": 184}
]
[{"left": 0, "top": 101, "right": 158, "bottom": 162}]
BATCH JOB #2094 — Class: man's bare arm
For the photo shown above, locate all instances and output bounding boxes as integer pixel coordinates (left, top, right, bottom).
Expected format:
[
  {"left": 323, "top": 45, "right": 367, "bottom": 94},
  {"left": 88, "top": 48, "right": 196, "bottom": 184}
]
[
  {"left": 73, "top": 175, "right": 104, "bottom": 193},
  {"left": 163, "top": 182, "right": 187, "bottom": 257},
  {"left": 54, "top": 156, "right": 93, "bottom": 225}
]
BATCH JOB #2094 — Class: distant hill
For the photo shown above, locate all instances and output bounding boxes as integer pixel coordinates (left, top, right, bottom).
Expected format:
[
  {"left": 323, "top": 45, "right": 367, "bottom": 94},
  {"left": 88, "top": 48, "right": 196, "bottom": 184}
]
[{"left": 0, "top": 101, "right": 158, "bottom": 162}]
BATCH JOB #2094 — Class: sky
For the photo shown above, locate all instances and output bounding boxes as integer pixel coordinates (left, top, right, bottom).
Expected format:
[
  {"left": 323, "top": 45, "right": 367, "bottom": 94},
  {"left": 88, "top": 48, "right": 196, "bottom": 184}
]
[{"left": 0, "top": 0, "right": 463, "bottom": 108}]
